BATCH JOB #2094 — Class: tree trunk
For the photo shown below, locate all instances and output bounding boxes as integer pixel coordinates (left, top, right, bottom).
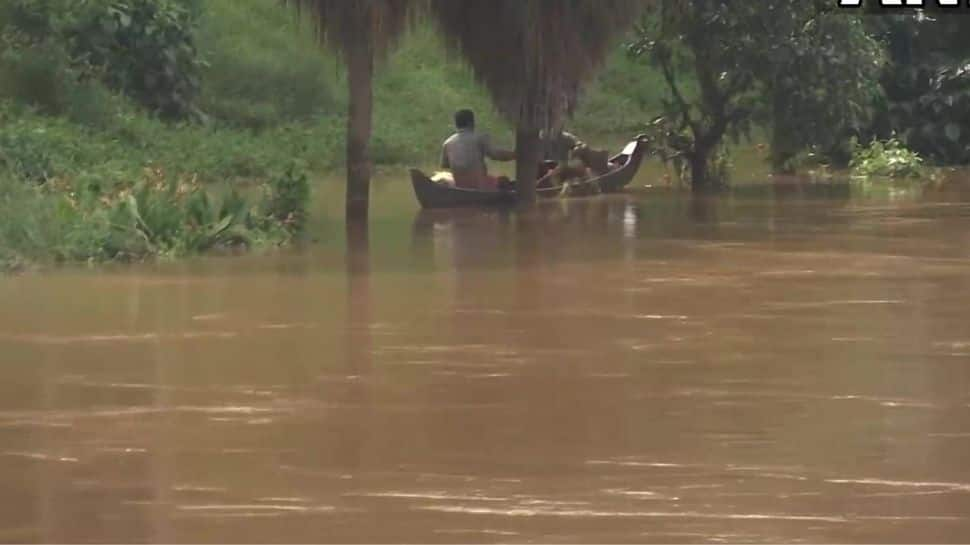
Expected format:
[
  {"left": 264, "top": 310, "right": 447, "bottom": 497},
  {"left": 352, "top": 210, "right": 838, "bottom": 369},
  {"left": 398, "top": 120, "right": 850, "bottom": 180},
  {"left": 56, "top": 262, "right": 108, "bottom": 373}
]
[
  {"left": 770, "top": 81, "right": 797, "bottom": 174},
  {"left": 345, "top": 39, "right": 374, "bottom": 224},
  {"left": 689, "top": 150, "right": 711, "bottom": 192},
  {"left": 515, "top": 125, "right": 540, "bottom": 207}
]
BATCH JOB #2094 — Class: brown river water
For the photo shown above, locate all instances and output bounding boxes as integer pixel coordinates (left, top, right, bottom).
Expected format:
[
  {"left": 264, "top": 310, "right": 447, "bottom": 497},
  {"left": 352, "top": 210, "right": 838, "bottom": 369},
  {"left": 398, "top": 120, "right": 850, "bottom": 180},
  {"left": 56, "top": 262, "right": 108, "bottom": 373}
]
[{"left": 1, "top": 172, "right": 970, "bottom": 543}]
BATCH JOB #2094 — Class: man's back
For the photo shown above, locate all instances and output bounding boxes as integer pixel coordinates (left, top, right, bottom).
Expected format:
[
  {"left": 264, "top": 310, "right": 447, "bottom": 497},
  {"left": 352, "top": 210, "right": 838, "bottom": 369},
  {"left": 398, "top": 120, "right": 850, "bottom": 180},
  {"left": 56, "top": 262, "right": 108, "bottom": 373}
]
[
  {"left": 441, "top": 128, "right": 491, "bottom": 175},
  {"left": 440, "top": 109, "right": 515, "bottom": 191}
]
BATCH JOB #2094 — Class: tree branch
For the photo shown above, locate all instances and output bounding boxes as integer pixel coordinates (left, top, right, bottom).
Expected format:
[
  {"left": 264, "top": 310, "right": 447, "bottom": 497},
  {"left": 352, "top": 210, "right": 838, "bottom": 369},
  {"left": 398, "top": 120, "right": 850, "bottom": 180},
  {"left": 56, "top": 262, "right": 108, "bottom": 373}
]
[{"left": 658, "top": 53, "right": 697, "bottom": 135}]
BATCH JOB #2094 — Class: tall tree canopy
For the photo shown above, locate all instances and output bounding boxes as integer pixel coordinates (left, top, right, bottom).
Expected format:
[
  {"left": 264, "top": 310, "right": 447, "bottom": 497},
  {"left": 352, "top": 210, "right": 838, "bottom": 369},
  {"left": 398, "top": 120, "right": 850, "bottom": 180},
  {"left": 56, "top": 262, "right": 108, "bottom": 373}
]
[
  {"left": 631, "top": 0, "right": 884, "bottom": 189},
  {"left": 866, "top": 11, "right": 970, "bottom": 165},
  {"left": 768, "top": 11, "right": 885, "bottom": 171}
]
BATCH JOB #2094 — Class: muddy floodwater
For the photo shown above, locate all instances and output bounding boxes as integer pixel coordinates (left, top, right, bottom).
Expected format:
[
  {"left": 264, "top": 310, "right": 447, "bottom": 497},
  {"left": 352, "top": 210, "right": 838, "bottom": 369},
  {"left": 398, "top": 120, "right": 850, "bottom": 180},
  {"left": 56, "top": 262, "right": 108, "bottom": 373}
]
[{"left": 1, "top": 173, "right": 970, "bottom": 543}]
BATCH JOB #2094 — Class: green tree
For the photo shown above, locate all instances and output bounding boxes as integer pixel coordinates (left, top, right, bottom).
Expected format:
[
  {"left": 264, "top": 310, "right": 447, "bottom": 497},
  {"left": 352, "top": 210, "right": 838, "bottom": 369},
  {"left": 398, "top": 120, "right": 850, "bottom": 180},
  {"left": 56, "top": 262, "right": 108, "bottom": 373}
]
[
  {"left": 0, "top": 0, "right": 205, "bottom": 120},
  {"left": 768, "top": 14, "right": 884, "bottom": 171},
  {"left": 866, "top": 11, "right": 970, "bottom": 165},
  {"left": 65, "top": 0, "right": 205, "bottom": 120},
  {"left": 630, "top": 0, "right": 884, "bottom": 189}
]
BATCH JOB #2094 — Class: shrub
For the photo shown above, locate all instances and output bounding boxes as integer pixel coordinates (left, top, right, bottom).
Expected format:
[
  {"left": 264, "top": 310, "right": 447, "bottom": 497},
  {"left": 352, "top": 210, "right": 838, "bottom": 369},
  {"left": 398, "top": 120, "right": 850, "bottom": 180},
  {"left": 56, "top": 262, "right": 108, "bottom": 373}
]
[
  {"left": 0, "top": 162, "right": 312, "bottom": 270},
  {"left": 850, "top": 137, "right": 924, "bottom": 179},
  {"left": 108, "top": 174, "right": 254, "bottom": 256},
  {"left": 260, "top": 163, "right": 310, "bottom": 235},
  {"left": 0, "top": 130, "right": 55, "bottom": 181},
  {"left": 1, "top": 0, "right": 205, "bottom": 120},
  {"left": 64, "top": 0, "right": 205, "bottom": 120}
]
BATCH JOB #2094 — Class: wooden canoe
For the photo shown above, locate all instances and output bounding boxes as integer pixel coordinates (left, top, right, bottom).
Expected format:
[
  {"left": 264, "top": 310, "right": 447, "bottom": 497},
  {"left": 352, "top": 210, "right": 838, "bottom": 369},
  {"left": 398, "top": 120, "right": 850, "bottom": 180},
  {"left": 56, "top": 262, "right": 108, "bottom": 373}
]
[{"left": 410, "top": 137, "right": 649, "bottom": 209}]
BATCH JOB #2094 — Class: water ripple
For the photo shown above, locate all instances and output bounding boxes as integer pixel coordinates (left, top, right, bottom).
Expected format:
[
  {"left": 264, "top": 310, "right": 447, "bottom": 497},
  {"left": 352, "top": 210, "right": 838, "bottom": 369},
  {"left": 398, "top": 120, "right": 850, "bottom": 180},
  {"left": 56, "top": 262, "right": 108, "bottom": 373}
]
[{"left": 414, "top": 505, "right": 849, "bottom": 523}]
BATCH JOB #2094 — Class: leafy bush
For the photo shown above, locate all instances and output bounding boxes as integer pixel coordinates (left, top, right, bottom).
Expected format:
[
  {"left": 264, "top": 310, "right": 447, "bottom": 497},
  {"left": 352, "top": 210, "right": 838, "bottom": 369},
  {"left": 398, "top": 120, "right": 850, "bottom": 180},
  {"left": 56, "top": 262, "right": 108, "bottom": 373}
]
[
  {"left": 885, "top": 62, "right": 970, "bottom": 165},
  {"left": 0, "top": 162, "right": 311, "bottom": 270},
  {"left": 0, "top": 174, "right": 110, "bottom": 267},
  {"left": 0, "top": 130, "right": 54, "bottom": 181},
  {"left": 850, "top": 137, "right": 924, "bottom": 178},
  {"left": 108, "top": 174, "right": 250, "bottom": 256},
  {"left": 866, "top": 14, "right": 970, "bottom": 165},
  {"left": 260, "top": 164, "right": 310, "bottom": 234},
  {"left": 768, "top": 15, "right": 885, "bottom": 171},
  {"left": 65, "top": 0, "right": 205, "bottom": 120},
  {"left": 0, "top": 42, "right": 69, "bottom": 114},
  {"left": 1, "top": 0, "right": 204, "bottom": 120},
  {"left": 0, "top": 109, "right": 137, "bottom": 185},
  {"left": 0, "top": 102, "right": 346, "bottom": 195},
  {"left": 103, "top": 164, "right": 311, "bottom": 258}
]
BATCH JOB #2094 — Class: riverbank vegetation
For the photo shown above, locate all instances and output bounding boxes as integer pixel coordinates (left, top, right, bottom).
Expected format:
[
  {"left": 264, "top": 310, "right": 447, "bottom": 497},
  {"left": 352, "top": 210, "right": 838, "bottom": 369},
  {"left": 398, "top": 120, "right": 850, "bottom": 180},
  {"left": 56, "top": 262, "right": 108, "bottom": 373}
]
[
  {"left": 1, "top": 0, "right": 966, "bottom": 271},
  {"left": 0, "top": 0, "right": 665, "bottom": 271},
  {"left": 850, "top": 137, "right": 925, "bottom": 179}
]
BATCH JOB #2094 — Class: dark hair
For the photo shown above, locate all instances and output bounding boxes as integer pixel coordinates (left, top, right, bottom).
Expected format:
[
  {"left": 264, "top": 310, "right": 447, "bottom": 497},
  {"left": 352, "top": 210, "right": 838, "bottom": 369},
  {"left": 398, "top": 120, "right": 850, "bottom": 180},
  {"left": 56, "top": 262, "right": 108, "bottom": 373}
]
[{"left": 455, "top": 109, "right": 475, "bottom": 129}]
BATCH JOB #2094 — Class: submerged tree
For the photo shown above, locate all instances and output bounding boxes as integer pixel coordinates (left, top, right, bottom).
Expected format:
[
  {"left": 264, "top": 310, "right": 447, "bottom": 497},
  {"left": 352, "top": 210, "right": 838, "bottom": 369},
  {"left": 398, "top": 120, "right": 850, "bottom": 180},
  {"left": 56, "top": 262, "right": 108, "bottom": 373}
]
[
  {"left": 767, "top": 12, "right": 884, "bottom": 171},
  {"left": 430, "top": 0, "right": 647, "bottom": 206},
  {"left": 630, "top": 0, "right": 884, "bottom": 189},
  {"left": 287, "top": 0, "right": 412, "bottom": 222}
]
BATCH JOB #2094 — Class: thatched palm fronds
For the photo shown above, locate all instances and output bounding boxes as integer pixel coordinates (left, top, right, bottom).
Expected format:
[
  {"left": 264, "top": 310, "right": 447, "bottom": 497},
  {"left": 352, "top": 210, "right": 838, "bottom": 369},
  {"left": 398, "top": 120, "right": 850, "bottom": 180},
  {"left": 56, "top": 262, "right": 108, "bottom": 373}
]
[
  {"left": 287, "top": 0, "right": 414, "bottom": 221},
  {"left": 430, "top": 0, "right": 649, "bottom": 203},
  {"left": 431, "top": 0, "right": 640, "bottom": 129},
  {"left": 288, "top": 0, "right": 412, "bottom": 57}
]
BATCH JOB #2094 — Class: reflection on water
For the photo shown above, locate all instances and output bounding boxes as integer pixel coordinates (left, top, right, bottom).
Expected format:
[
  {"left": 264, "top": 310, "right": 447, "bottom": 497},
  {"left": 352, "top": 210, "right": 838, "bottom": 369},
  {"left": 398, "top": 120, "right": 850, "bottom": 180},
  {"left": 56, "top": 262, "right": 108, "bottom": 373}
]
[{"left": 1, "top": 175, "right": 970, "bottom": 543}]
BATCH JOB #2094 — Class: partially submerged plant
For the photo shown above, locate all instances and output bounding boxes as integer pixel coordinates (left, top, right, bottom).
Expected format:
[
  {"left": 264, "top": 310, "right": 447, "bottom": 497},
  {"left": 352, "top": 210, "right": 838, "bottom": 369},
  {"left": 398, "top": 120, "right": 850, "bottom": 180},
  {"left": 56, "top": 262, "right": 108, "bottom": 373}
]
[
  {"left": 1, "top": 163, "right": 311, "bottom": 269},
  {"left": 850, "top": 137, "right": 924, "bottom": 179},
  {"left": 260, "top": 163, "right": 310, "bottom": 234},
  {"left": 109, "top": 176, "right": 254, "bottom": 256}
]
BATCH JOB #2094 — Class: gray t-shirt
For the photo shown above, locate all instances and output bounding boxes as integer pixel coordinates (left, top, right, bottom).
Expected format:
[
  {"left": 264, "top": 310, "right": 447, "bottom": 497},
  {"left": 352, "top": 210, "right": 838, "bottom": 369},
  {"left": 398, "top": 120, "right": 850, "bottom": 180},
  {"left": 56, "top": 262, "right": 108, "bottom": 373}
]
[{"left": 441, "top": 128, "right": 497, "bottom": 175}]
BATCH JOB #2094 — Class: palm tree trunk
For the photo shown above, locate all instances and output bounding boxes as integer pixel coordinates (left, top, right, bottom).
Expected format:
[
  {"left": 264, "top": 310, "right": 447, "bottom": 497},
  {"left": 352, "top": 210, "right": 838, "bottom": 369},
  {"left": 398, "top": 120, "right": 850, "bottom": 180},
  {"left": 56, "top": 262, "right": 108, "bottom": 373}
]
[
  {"left": 516, "top": 125, "right": 540, "bottom": 207},
  {"left": 345, "top": 38, "right": 374, "bottom": 223}
]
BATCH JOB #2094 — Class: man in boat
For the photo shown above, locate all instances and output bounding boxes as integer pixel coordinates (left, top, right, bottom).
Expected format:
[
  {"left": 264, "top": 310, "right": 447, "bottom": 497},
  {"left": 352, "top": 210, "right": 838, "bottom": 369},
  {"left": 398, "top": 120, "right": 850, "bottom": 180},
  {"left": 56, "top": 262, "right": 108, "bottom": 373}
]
[{"left": 440, "top": 109, "right": 516, "bottom": 191}]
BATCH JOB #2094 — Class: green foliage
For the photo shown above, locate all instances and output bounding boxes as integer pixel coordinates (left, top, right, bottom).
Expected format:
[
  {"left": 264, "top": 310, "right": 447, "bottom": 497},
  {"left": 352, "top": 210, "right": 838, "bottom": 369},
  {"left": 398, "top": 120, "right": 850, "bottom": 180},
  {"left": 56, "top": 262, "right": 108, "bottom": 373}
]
[
  {"left": 570, "top": 46, "right": 671, "bottom": 137},
  {"left": 0, "top": 0, "right": 673, "bottom": 271},
  {"left": 0, "top": 164, "right": 311, "bottom": 270},
  {"left": 259, "top": 164, "right": 310, "bottom": 234},
  {"left": 628, "top": 2, "right": 775, "bottom": 188},
  {"left": 867, "top": 14, "right": 970, "bottom": 165},
  {"left": 769, "top": 14, "right": 885, "bottom": 170},
  {"left": 64, "top": 0, "right": 205, "bottom": 119},
  {"left": 0, "top": 129, "right": 54, "bottom": 181},
  {"left": 195, "top": 0, "right": 340, "bottom": 128},
  {"left": 0, "top": 103, "right": 345, "bottom": 192},
  {"left": 850, "top": 137, "right": 924, "bottom": 179},
  {"left": 109, "top": 175, "right": 254, "bottom": 255},
  {"left": 636, "top": 116, "right": 691, "bottom": 184},
  {"left": 0, "top": 174, "right": 113, "bottom": 268},
  {"left": 2, "top": 0, "right": 665, "bottom": 179},
  {"left": 629, "top": 1, "right": 885, "bottom": 187},
  {"left": 1, "top": 0, "right": 204, "bottom": 120}
]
